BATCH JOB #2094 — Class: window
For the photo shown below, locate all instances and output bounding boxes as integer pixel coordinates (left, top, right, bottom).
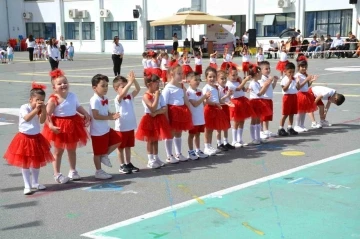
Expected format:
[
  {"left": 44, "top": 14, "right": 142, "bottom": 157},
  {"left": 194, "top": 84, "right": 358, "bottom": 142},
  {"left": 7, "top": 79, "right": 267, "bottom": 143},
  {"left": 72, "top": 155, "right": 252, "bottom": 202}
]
[
  {"left": 104, "top": 22, "right": 138, "bottom": 40},
  {"left": 82, "top": 22, "right": 95, "bottom": 40},
  {"left": 64, "top": 22, "right": 79, "bottom": 40},
  {"left": 305, "top": 10, "right": 353, "bottom": 37},
  {"left": 255, "top": 13, "right": 295, "bottom": 37},
  {"left": 26, "top": 23, "right": 56, "bottom": 39},
  {"left": 146, "top": 22, "right": 182, "bottom": 40}
]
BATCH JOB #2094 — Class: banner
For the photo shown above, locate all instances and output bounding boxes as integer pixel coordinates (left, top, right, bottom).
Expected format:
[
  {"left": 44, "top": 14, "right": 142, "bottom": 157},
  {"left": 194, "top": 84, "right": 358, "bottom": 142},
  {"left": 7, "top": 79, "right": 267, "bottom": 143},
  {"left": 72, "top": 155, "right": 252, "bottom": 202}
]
[{"left": 206, "top": 23, "right": 236, "bottom": 54}]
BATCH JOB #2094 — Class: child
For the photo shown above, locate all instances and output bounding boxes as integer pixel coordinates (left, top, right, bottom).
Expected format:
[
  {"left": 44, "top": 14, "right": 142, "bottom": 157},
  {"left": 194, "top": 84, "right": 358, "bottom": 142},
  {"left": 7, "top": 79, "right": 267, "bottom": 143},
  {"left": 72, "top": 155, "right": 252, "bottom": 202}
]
[
  {"left": 113, "top": 71, "right": 141, "bottom": 174},
  {"left": 308, "top": 86, "right": 345, "bottom": 127},
  {"left": 248, "top": 64, "right": 273, "bottom": 144},
  {"left": 276, "top": 45, "right": 289, "bottom": 78},
  {"left": 186, "top": 72, "right": 211, "bottom": 160},
  {"left": 89, "top": 74, "right": 122, "bottom": 179},
  {"left": 41, "top": 40, "right": 47, "bottom": 60},
  {"left": 220, "top": 47, "right": 234, "bottom": 71},
  {"left": 43, "top": 69, "right": 91, "bottom": 183},
  {"left": 293, "top": 55, "right": 318, "bottom": 132},
  {"left": 162, "top": 65, "right": 193, "bottom": 163},
  {"left": 150, "top": 52, "right": 162, "bottom": 78},
  {"left": 216, "top": 70, "right": 235, "bottom": 151},
  {"left": 135, "top": 74, "right": 172, "bottom": 168},
  {"left": 160, "top": 52, "right": 169, "bottom": 85},
  {"left": 241, "top": 47, "right": 251, "bottom": 77},
  {"left": 202, "top": 67, "right": 231, "bottom": 156},
  {"left": 145, "top": 51, "right": 153, "bottom": 75},
  {"left": 6, "top": 42, "right": 14, "bottom": 64},
  {"left": 259, "top": 61, "right": 279, "bottom": 139},
  {"left": 181, "top": 51, "right": 193, "bottom": 79},
  {"left": 209, "top": 51, "right": 218, "bottom": 69},
  {"left": 33, "top": 43, "right": 39, "bottom": 61},
  {"left": 194, "top": 47, "right": 203, "bottom": 78},
  {"left": 278, "top": 62, "right": 299, "bottom": 136},
  {"left": 256, "top": 47, "right": 264, "bottom": 65},
  {"left": 226, "top": 64, "right": 253, "bottom": 147},
  {"left": 3, "top": 83, "right": 54, "bottom": 195},
  {"left": 0, "top": 50, "right": 6, "bottom": 64},
  {"left": 67, "top": 42, "right": 74, "bottom": 61}
]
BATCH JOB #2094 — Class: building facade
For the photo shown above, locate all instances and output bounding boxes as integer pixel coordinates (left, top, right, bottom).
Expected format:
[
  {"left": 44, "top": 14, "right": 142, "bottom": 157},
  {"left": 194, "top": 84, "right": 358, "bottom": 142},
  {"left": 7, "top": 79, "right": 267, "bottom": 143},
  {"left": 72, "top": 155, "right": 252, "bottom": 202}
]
[{"left": 0, "top": 0, "right": 359, "bottom": 54}]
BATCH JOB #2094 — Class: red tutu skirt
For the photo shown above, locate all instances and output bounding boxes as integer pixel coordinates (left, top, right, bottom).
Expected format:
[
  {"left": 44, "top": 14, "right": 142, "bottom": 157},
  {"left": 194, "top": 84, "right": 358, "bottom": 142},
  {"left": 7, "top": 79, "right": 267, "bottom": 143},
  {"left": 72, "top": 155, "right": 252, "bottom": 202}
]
[
  {"left": 250, "top": 99, "right": 272, "bottom": 118},
  {"left": 220, "top": 62, "right": 228, "bottom": 71},
  {"left": 308, "top": 88, "right": 324, "bottom": 106},
  {"left": 135, "top": 114, "right": 172, "bottom": 141},
  {"left": 195, "top": 65, "right": 202, "bottom": 74},
  {"left": 144, "top": 68, "right": 152, "bottom": 76},
  {"left": 161, "top": 70, "right": 167, "bottom": 83},
  {"left": 3, "top": 133, "right": 54, "bottom": 168},
  {"left": 297, "top": 91, "right": 317, "bottom": 113},
  {"left": 221, "top": 104, "right": 230, "bottom": 121},
  {"left": 204, "top": 105, "right": 230, "bottom": 130},
  {"left": 230, "top": 97, "right": 254, "bottom": 121},
  {"left": 209, "top": 63, "right": 218, "bottom": 70},
  {"left": 182, "top": 65, "right": 193, "bottom": 77},
  {"left": 42, "top": 115, "right": 89, "bottom": 150},
  {"left": 276, "top": 60, "right": 289, "bottom": 72},
  {"left": 151, "top": 68, "right": 162, "bottom": 78},
  {"left": 168, "top": 105, "right": 193, "bottom": 131},
  {"left": 242, "top": 62, "right": 250, "bottom": 72}
]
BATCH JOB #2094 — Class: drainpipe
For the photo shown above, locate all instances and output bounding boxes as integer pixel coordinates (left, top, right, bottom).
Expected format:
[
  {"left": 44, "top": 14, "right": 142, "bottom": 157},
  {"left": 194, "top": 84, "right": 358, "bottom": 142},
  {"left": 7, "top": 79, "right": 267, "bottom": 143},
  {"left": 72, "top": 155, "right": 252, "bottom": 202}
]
[
  {"left": 5, "top": 0, "right": 11, "bottom": 40},
  {"left": 142, "top": 0, "right": 147, "bottom": 51}
]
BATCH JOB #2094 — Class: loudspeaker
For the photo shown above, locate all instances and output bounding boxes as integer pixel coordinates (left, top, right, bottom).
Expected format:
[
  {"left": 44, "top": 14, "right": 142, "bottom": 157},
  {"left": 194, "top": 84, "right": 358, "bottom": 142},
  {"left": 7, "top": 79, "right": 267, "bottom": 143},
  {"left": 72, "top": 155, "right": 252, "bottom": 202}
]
[
  {"left": 133, "top": 9, "right": 139, "bottom": 18},
  {"left": 350, "top": 0, "right": 357, "bottom": 4},
  {"left": 248, "top": 29, "right": 256, "bottom": 48}
]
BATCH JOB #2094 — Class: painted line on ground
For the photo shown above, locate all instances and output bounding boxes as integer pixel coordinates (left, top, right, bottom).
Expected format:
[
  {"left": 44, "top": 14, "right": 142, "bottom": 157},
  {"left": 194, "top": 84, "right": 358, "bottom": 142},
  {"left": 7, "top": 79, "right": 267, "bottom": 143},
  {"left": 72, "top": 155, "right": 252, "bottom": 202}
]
[{"left": 81, "top": 148, "right": 360, "bottom": 238}]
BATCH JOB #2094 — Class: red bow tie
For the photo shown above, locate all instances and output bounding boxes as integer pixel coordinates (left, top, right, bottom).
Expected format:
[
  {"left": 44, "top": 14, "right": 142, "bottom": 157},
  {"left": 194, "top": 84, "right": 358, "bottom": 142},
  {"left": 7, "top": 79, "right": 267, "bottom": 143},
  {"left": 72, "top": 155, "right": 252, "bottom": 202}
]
[
  {"left": 223, "top": 86, "right": 228, "bottom": 93},
  {"left": 123, "top": 95, "right": 131, "bottom": 100},
  {"left": 196, "top": 91, "right": 202, "bottom": 96},
  {"left": 101, "top": 99, "right": 108, "bottom": 106}
]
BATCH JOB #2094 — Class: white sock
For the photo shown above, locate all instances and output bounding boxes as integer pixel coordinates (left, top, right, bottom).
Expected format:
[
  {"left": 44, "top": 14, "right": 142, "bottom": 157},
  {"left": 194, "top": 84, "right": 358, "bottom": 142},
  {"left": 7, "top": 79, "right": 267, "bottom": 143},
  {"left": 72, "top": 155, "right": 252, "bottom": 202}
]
[
  {"left": 195, "top": 148, "right": 200, "bottom": 152},
  {"left": 165, "top": 139, "right": 173, "bottom": 156},
  {"left": 288, "top": 125, "right": 292, "bottom": 129},
  {"left": 236, "top": 128, "right": 243, "bottom": 142},
  {"left": 30, "top": 168, "right": 40, "bottom": 186},
  {"left": 223, "top": 138, "right": 228, "bottom": 145},
  {"left": 174, "top": 137, "right": 182, "bottom": 155},
  {"left": 204, "top": 143, "right": 210, "bottom": 149},
  {"left": 296, "top": 114, "right": 301, "bottom": 127},
  {"left": 21, "top": 168, "right": 31, "bottom": 189},
  {"left": 256, "top": 124, "right": 261, "bottom": 141},
  {"left": 250, "top": 125, "right": 256, "bottom": 141},
  {"left": 217, "top": 139, "right": 221, "bottom": 146},
  {"left": 232, "top": 128, "right": 237, "bottom": 143},
  {"left": 148, "top": 154, "right": 154, "bottom": 161},
  {"left": 300, "top": 114, "right": 306, "bottom": 127}
]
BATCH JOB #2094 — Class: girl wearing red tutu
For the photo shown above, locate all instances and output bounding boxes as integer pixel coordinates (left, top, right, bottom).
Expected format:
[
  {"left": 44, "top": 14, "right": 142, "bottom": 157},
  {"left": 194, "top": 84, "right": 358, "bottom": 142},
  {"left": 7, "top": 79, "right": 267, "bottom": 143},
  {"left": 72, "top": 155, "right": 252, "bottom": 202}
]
[
  {"left": 220, "top": 47, "right": 234, "bottom": 71},
  {"left": 3, "top": 83, "right": 54, "bottom": 195},
  {"left": 276, "top": 45, "right": 289, "bottom": 78},
  {"left": 209, "top": 51, "right": 218, "bottom": 70},
  {"left": 43, "top": 69, "right": 91, "bottom": 184},
  {"left": 150, "top": 51, "right": 162, "bottom": 79},
  {"left": 241, "top": 47, "right": 251, "bottom": 78},
  {"left": 225, "top": 64, "right": 253, "bottom": 147},
  {"left": 181, "top": 51, "right": 193, "bottom": 79},
  {"left": 135, "top": 74, "right": 172, "bottom": 168},
  {"left": 248, "top": 64, "right": 273, "bottom": 145},
  {"left": 160, "top": 52, "right": 169, "bottom": 85},
  {"left": 293, "top": 55, "right": 318, "bottom": 133},
  {"left": 194, "top": 47, "right": 203, "bottom": 78},
  {"left": 202, "top": 67, "right": 231, "bottom": 156},
  {"left": 162, "top": 65, "right": 193, "bottom": 163}
]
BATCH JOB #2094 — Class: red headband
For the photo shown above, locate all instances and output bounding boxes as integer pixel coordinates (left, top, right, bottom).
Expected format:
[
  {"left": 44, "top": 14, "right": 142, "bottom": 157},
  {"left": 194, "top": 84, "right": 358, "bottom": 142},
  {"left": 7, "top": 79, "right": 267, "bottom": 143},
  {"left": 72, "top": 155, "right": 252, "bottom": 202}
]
[
  {"left": 31, "top": 82, "right": 47, "bottom": 90},
  {"left": 49, "top": 69, "right": 64, "bottom": 79}
]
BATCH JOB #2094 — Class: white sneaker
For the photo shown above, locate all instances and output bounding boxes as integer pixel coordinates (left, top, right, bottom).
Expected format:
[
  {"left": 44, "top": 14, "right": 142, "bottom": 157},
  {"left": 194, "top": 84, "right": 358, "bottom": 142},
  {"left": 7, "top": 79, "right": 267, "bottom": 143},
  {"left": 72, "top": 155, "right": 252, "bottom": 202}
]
[
  {"left": 147, "top": 159, "right": 161, "bottom": 169},
  {"left": 54, "top": 173, "right": 70, "bottom": 184},
  {"left": 209, "top": 146, "right": 221, "bottom": 154},
  {"left": 95, "top": 169, "right": 112, "bottom": 179},
  {"left": 188, "top": 150, "right": 199, "bottom": 160},
  {"left": 166, "top": 155, "right": 179, "bottom": 164},
  {"left": 176, "top": 154, "right": 188, "bottom": 162},
  {"left": 294, "top": 126, "right": 305, "bottom": 133},
  {"left": 248, "top": 140, "right": 261, "bottom": 145},
  {"left": 154, "top": 156, "right": 166, "bottom": 167},
  {"left": 100, "top": 155, "right": 112, "bottom": 168},
  {"left": 232, "top": 142, "right": 242, "bottom": 148},
  {"left": 266, "top": 131, "right": 278, "bottom": 137},
  {"left": 68, "top": 171, "right": 81, "bottom": 181},
  {"left": 301, "top": 126, "right": 309, "bottom": 132},
  {"left": 32, "top": 184, "right": 46, "bottom": 190},
  {"left": 311, "top": 122, "right": 322, "bottom": 129},
  {"left": 195, "top": 150, "right": 209, "bottom": 159},
  {"left": 320, "top": 120, "right": 332, "bottom": 127},
  {"left": 260, "top": 131, "right": 269, "bottom": 139},
  {"left": 204, "top": 148, "right": 216, "bottom": 156},
  {"left": 24, "top": 188, "right": 32, "bottom": 195},
  {"left": 239, "top": 141, "right": 248, "bottom": 147}
]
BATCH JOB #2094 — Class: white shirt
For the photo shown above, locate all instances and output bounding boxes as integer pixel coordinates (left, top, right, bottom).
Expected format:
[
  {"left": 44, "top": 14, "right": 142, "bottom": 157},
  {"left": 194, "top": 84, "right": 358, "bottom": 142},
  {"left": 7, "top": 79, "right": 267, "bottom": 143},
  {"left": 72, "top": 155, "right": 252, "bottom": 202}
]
[
  {"left": 142, "top": 94, "right": 166, "bottom": 113},
  {"left": 311, "top": 86, "right": 336, "bottom": 100},
  {"left": 182, "top": 58, "right": 190, "bottom": 65},
  {"left": 331, "top": 38, "right": 344, "bottom": 48},
  {"left": 150, "top": 60, "right": 160, "bottom": 68},
  {"left": 112, "top": 42, "right": 124, "bottom": 55},
  {"left": 89, "top": 94, "right": 110, "bottom": 136},
  {"left": 226, "top": 80, "right": 245, "bottom": 98},
  {"left": 270, "top": 42, "right": 278, "bottom": 49},
  {"left": 242, "top": 34, "right": 249, "bottom": 43},
  {"left": 161, "top": 58, "right": 168, "bottom": 70},
  {"left": 59, "top": 40, "right": 66, "bottom": 46},
  {"left": 281, "top": 76, "right": 297, "bottom": 94},
  {"left": 249, "top": 80, "right": 262, "bottom": 99},
  {"left": 294, "top": 73, "right": 309, "bottom": 92},
  {"left": 242, "top": 54, "right": 250, "bottom": 62},
  {"left": 279, "top": 52, "right": 287, "bottom": 62},
  {"left": 260, "top": 75, "right": 273, "bottom": 99},
  {"left": 202, "top": 84, "right": 219, "bottom": 103},
  {"left": 194, "top": 57, "right": 202, "bottom": 65},
  {"left": 68, "top": 46, "right": 74, "bottom": 53},
  {"left": 7, "top": 47, "right": 13, "bottom": 55},
  {"left": 218, "top": 85, "right": 230, "bottom": 103},
  {"left": 114, "top": 94, "right": 137, "bottom": 132},
  {"left": 18, "top": 104, "right": 40, "bottom": 135},
  {"left": 146, "top": 59, "right": 152, "bottom": 68},
  {"left": 187, "top": 88, "right": 205, "bottom": 126},
  {"left": 162, "top": 83, "right": 185, "bottom": 106},
  {"left": 210, "top": 57, "right": 217, "bottom": 64},
  {"left": 142, "top": 59, "right": 147, "bottom": 69},
  {"left": 256, "top": 54, "right": 264, "bottom": 62},
  {"left": 26, "top": 39, "right": 36, "bottom": 48},
  {"left": 224, "top": 53, "right": 232, "bottom": 62},
  {"left": 47, "top": 45, "right": 59, "bottom": 60},
  {"left": 53, "top": 92, "right": 80, "bottom": 117}
]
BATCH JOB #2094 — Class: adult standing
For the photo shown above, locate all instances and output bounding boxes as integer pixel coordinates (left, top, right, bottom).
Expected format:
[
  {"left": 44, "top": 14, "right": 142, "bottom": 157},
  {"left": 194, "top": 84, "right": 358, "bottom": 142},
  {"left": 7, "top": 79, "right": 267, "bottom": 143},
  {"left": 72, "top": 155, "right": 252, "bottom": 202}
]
[
  {"left": 172, "top": 33, "right": 178, "bottom": 52},
  {"left": 59, "top": 35, "right": 67, "bottom": 61},
  {"left": 112, "top": 36, "right": 124, "bottom": 76},
  {"left": 47, "top": 38, "right": 59, "bottom": 70},
  {"left": 25, "top": 34, "right": 36, "bottom": 61}
]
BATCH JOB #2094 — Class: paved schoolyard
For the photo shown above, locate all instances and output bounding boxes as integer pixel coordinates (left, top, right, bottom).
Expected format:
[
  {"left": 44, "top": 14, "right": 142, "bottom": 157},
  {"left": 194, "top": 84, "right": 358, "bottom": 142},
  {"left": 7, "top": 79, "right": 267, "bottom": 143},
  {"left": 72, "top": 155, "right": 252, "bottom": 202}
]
[{"left": 0, "top": 52, "right": 359, "bottom": 239}]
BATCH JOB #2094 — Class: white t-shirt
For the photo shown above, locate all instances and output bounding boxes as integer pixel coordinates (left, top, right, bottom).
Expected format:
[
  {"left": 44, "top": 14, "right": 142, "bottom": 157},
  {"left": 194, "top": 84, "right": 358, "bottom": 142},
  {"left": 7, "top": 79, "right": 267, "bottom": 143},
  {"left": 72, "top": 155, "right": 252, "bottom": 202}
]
[
  {"left": 242, "top": 54, "right": 250, "bottom": 62},
  {"left": 89, "top": 94, "right": 110, "bottom": 136},
  {"left": 242, "top": 34, "right": 249, "bottom": 43},
  {"left": 260, "top": 75, "right": 273, "bottom": 99},
  {"left": 294, "top": 72, "right": 309, "bottom": 92},
  {"left": 281, "top": 76, "right": 297, "bottom": 94},
  {"left": 194, "top": 57, "right": 202, "bottom": 65},
  {"left": 186, "top": 88, "right": 205, "bottom": 126},
  {"left": 114, "top": 94, "right": 137, "bottom": 132},
  {"left": 202, "top": 84, "right": 219, "bottom": 103},
  {"left": 161, "top": 58, "right": 168, "bottom": 70},
  {"left": 226, "top": 80, "right": 245, "bottom": 98},
  {"left": 146, "top": 59, "right": 152, "bottom": 68},
  {"left": 249, "top": 80, "right": 262, "bottom": 99},
  {"left": 210, "top": 57, "right": 217, "bottom": 64},
  {"left": 19, "top": 104, "right": 40, "bottom": 135},
  {"left": 224, "top": 53, "right": 232, "bottom": 62},
  {"left": 142, "top": 94, "right": 166, "bottom": 113},
  {"left": 53, "top": 92, "right": 80, "bottom": 117},
  {"left": 142, "top": 59, "right": 147, "bottom": 69},
  {"left": 311, "top": 86, "right": 336, "bottom": 100},
  {"left": 68, "top": 46, "right": 74, "bottom": 53},
  {"left": 26, "top": 39, "right": 36, "bottom": 48},
  {"left": 150, "top": 59, "right": 160, "bottom": 68},
  {"left": 112, "top": 43, "right": 124, "bottom": 55},
  {"left": 218, "top": 85, "right": 230, "bottom": 103},
  {"left": 162, "top": 83, "right": 185, "bottom": 106},
  {"left": 256, "top": 54, "right": 264, "bottom": 62},
  {"left": 279, "top": 52, "right": 288, "bottom": 62},
  {"left": 7, "top": 47, "right": 13, "bottom": 55}
]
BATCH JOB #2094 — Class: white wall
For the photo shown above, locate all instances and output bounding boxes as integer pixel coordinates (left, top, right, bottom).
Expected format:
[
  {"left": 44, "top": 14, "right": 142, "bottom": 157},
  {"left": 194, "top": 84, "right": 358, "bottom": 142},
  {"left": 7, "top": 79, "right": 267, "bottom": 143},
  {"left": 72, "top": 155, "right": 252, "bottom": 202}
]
[
  {"left": 304, "top": 0, "right": 355, "bottom": 11},
  {"left": 0, "top": 0, "right": 9, "bottom": 43},
  {"left": 252, "top": 0, "right": 296, "bottom": 14},
  {"left": 146, "top": 0, "right": 192, "bottom": 19}
]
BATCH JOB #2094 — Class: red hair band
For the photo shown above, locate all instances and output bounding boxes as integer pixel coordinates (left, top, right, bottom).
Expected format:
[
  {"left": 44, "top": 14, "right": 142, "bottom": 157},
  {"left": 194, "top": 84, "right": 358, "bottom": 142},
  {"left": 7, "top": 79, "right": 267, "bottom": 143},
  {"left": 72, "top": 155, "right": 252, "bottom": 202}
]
[
  {"left": 31, "top": 82, "right": 47, "bottom": 90},
  {"left": 49, "top": 69, "right": 65, "bottom": 79}
]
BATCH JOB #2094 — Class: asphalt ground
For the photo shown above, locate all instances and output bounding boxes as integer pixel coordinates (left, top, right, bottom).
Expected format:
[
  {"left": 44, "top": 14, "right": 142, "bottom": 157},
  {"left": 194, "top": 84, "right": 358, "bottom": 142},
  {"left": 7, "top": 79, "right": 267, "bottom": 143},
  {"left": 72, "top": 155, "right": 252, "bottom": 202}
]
[{"left": 0, "top": 52, "right": 359, "bottom": 239}]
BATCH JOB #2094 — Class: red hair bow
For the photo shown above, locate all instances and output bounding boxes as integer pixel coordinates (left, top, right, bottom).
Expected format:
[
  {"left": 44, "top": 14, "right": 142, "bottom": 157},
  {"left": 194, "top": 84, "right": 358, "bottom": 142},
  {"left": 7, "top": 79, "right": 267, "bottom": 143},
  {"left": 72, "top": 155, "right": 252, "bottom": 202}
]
[
  {"left": 31, "top": 82, "right": 47, "bottom": 90},
  {"left": 148, "top": 51, "right": 155, "bottom": 57},
  {"left": 196, "top": 91, "right": 202, "bottom": 96},
  {"left": 49, "top": 69, "right": 64, "bottom": 79}
]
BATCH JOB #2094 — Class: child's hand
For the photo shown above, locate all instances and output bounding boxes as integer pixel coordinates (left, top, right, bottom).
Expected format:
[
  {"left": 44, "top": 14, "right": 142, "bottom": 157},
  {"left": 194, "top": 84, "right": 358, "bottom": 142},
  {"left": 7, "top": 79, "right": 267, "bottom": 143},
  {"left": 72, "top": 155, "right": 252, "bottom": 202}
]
[
  {"left": 310, "top": 75, "right": 318, "bottom": 83},
  {"left": 36, "top": 101, "right": 44, "bottom": 111},
  {"left": 128, "top": 71, "right": 135, "bottom": 82},
  {"left": 83, "top": 112, "right": 91, "bottom": 126},
  {"left": 296, "top": 76, "right": 301, "bottom": 83},
  {"left": 111, "top": 112, "right": 120, "bottom": 120},
  {"left": 273, "top": 76, "right": 279, "bottom": 82},
  {"left": 244, "top": 76, "right": 251, "bottom": 82},
  {"left": 150, "top": 112, "right": 157, "bottom": 117},
  {"left": 50, "top": 125, "right": 61, "bottom": 134},
  {"left": 265, "top": 78, "right": 273, "bottom": 86},
  {"left": 205, "top": 91, "right": 211, "bottom": 99},
  {"left": 215, "top": 103, "right": 222, "bottom": 109},
  {"left": 154, "top": 90, "right": 160, "bottom": 98},
  {"left": 227, "top": 89, "right": 234, "bottom": 96}
]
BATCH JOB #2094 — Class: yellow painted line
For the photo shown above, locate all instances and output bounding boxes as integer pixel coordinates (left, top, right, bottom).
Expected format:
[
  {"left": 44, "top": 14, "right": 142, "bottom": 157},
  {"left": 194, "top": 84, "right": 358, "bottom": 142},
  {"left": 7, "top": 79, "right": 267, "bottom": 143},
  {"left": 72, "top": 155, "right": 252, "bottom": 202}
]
[
  {"left": 242, "top": 222, "right": 265, "bottom": 236},
  {"left": 177, "top": 184, "right": 205, "bottom": 205},
  {"left": 214, "top": 208, "right": 230, "bottom": 218},
  {"left": 192, "top": 196, "right": 205, "bottom": 205},
  {"left": 281, "top": 151, "right": 306, "bottom": 156},
  {"left": 130, "top": 149, "right": 147, "bottom": 164}
]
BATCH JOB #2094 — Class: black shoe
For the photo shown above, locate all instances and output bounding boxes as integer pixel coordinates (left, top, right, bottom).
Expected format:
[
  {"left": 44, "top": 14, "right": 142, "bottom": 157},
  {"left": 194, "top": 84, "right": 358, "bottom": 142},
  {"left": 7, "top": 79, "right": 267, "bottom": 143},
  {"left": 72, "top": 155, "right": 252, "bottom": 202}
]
[
  {"left": 127, "top": 163, "right": 140, "bottom": 172},
  {"left": 119, "top": 164, "right": 132, "bottom": 174},
  {"left": 287, "top": 128, "right": 298, "bottom": 135},
  {"left": 217, "top": 144, "right": 228, "bottom": 151},
  {"left": 278, "top": 128, "right": 289, "bottom": 136},
  {"left": 224, "top": 143, "right": 235, "bottom": 150}
]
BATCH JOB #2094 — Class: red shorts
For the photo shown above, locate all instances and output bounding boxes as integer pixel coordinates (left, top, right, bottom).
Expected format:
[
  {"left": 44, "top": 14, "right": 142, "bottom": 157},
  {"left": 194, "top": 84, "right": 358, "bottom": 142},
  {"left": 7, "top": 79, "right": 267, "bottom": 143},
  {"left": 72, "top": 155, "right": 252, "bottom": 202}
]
[
  {"left": 189, "top": 125, "right": 205, "bottom": 134},
  {"left": 116, "top": 130, "right": 135, "bottom": 149},
  {"left": 195, "top": 65, "right": 202, "bottom": 74},
  {"left": 261, "top": 99, "right": 273, "bottom": 121},
  {"left": 282, "top": 94, "right": 298, "bottom": 115},
  {"left": 308, "top": 88, "right": 324, "bottom": 106},
  {"left": 91, "top": 128, "right": 122, "bottom": 156}
]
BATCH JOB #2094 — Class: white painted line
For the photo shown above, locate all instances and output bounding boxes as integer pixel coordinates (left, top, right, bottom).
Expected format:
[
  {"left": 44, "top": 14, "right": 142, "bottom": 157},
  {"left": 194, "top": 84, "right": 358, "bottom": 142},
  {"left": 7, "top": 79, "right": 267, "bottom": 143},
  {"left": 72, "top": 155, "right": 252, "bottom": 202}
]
[
  {"left": 81, "top": 148, "right": 360, "bottom": 238},
  {"left": 287, "top": 177, "right": 303, "bottom": 184},
  {"left": 0, "top": 108, "right": 20, "bottom": 116},
  {"left": 0, "top": 122, "right": 13, "bottom": 126}
]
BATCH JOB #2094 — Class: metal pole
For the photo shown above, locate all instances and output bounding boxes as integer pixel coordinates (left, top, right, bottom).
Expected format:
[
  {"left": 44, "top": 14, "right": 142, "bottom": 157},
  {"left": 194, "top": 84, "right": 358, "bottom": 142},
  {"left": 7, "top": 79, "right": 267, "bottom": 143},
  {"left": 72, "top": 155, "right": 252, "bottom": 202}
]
[{"left": 5, "top": 0, "right": 11, "bottom": 41}]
